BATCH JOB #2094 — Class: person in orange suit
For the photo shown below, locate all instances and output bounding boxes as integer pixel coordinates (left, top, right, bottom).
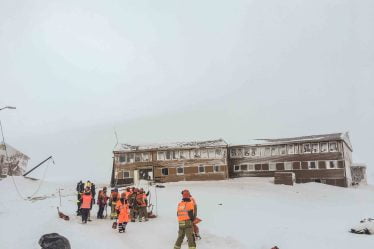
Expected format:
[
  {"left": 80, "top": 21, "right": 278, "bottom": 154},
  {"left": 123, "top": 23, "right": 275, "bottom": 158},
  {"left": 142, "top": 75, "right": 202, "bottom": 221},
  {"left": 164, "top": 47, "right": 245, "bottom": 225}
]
[
  {"left": 116, "top": 197, "right": 130, "bottom": 233},
  {"left": 80, "top": 187, "right": 93, "bottom": 224},
  {"left": 182, "top": 189, "right": 201, "bottom": 239}
]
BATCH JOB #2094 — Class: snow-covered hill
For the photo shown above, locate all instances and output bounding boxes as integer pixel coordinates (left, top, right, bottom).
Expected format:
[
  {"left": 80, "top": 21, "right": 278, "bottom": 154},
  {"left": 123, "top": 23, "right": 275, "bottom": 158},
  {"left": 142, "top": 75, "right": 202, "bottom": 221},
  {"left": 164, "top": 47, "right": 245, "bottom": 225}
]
[{"left": 0, "top": 177, "right": 373, "bottom": 249}]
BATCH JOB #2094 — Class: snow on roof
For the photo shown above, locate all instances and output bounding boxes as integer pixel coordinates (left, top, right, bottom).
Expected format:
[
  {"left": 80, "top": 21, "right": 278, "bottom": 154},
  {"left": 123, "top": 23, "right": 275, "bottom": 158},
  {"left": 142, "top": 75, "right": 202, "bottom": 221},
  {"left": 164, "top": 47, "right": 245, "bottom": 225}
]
[
  {"left": 114, "top": 139, "right": 228, "bottom": 152},
  {"left": 234, "top": 132, "right": 353, "bottom": 150}
]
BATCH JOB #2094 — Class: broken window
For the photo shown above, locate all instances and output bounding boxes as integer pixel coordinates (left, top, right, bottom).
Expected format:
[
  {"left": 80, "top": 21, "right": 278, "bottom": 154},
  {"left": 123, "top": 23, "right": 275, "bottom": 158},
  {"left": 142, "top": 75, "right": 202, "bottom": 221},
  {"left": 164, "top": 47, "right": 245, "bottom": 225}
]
[
  {"left": 208, "top": 149, "right": 215, "bottom": 158},
  {"left": 329, "top": 142, "right": 338, "bottom": 152},
  {"left": 320, "top": 143, "right": 328, "bottom": 153},
  {"left": 237, "top": 148, "right": 243, "bottom": 157},
  {"left": 157, "top": 151, "right": 165, "bottom": 161},
  {"left": 142, "top": 153, "right": 150, "bottom": 161},
  {"left": 271, "top": 146, "right": 279, "bottom": 156},
  {"left": 201, "top": 149, "right": 208, "bottom": 158},
  {"left": 172, "top": 151, "right": 179, "bottom": 160},
  {"left": 215, "top": 148, "right": 222, "bottom": 157},
  {"left": 311, "top": 143, "right": 319, "bottom": 153},
  {"left": 279, "top": 145, "right": 286, "bottom": 155},
  {"left": 329, "top": 161, "right": 336, "bottom": 168},
  {"left": 128, "top": 153, "right": 134, "bottom": 163},
  {"left": 250, "top": 147, "right": 257, "bottom": 157},
  {"left": 193, "top": 149, "right": 200, "bottom": 158},
  {"left": 244, "top": 148, "right": 250, "bottom": 157},
  {"left": 230, "top": 149, "right": 237, "bottom": 157},
  {"left": 303, "top": 144, "right": 311, "bottom": 153},
  {"left": 135, "top": 153, "right": 141, "bottom": 162}
]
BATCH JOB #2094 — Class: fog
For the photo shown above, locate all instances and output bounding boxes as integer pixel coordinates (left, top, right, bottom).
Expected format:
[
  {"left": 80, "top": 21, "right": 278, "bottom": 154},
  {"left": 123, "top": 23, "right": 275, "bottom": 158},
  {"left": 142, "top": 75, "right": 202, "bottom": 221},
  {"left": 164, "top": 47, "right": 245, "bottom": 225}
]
[{"left": 0, "top": 0, "right": 373, "bottom": 183}]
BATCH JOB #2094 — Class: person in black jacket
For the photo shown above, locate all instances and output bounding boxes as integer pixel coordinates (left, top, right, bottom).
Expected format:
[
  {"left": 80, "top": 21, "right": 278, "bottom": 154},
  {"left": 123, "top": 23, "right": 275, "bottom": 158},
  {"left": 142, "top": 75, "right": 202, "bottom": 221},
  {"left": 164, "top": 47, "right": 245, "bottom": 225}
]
[{"left": 76, "top": 180, "right": 84, "bottom": 216}]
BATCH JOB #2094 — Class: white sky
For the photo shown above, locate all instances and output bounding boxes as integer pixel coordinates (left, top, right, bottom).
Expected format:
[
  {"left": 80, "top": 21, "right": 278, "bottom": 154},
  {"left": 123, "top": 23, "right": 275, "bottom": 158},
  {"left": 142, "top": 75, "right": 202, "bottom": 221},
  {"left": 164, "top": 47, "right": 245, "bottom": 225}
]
[{"left": 0, "top": 0, "right": 373, "bottom": 183}]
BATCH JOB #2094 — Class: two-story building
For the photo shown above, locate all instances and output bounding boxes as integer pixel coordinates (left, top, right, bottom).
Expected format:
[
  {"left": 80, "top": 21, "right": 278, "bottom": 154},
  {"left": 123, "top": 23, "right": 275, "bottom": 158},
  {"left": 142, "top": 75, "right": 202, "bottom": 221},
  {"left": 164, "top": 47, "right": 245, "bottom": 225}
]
[
  {"left": 228, "top": 132, "right": 353, "bottom": 187},
  {"left": 111, "top": 139, "right": 229, "bottom": 186}
]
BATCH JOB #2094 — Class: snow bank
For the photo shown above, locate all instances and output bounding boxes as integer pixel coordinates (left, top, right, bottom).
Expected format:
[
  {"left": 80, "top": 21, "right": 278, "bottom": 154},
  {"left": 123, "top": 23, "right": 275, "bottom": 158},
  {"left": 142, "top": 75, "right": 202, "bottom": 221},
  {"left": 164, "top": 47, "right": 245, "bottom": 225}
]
[{"left": 1, "top": 177, "right": 374, "bottom": 249}]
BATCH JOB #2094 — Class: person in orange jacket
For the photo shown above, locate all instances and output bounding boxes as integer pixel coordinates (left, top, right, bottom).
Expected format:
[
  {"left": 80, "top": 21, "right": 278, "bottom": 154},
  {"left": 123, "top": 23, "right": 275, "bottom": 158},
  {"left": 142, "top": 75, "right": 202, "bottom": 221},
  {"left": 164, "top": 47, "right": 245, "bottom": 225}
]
[
  {"left": 174, "top": 190, "right": 196, "bottom": 249},
  {"left": 137, "top": 189, "right": 149, "bottom": 222},
  {"left": 80, "top": 187, "right": 93, "bottom": 224},
  {"left": 182, "top": 190, "right": 201, "bottom": 239},
  {"left": 116, "top": 197, "right": 130, "bottom": 233}
]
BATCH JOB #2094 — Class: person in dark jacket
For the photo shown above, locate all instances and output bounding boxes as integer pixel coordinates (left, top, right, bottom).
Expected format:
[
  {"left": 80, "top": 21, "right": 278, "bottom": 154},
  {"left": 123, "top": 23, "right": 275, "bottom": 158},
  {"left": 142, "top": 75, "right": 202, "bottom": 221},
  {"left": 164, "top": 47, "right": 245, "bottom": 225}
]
[
  {"left": 97, "top": 190, "right": 107, "bottom": 219},
  {"left": 76, "top": 180, "right": 84, "bottom": 216}
]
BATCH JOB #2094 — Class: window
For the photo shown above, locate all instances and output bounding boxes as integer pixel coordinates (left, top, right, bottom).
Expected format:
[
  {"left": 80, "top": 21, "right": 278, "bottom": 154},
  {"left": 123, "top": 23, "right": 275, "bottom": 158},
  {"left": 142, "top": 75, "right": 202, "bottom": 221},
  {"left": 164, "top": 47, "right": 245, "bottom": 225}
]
[
  {"left": 208, "top": 149, "right": 215, "bottom": 158},
  {"left": 234, "top": 165, "right": 240, "bottom": 171},
  {"left": 279, "top": 145, "right": 286, "bottom": 155},
  {"left": 259, "top": 147, "right": 265, "bottom": 157},
  {"left": 240, "top": 164, "right": 248, "bottom": 171},
  {"left": 247, "top": 164, "right": 254, "bottom": 171},
  {"left": 287, "top": 145, "right": 294, "bottom": 154},
  {"left": 311, "top": 143, "right": 319, "bottom": 153},
  {"left": 215, "top": 149, "right": 222, "bottom": 157},
  {"left": 135, "top": 153, "right": 141, "bottom": 162},
  {"left": 193, "top": 149, "right": 201, "bottom": 158},
  {"left": 230, "top": 149, "right": 237, "bottom": 157},
  {"left": 213, "top": 165, "right": 220, "bottom": 172},
  {"left": 166, "top": 151, "right": 171, "bottom": 160},
  {"left": 123, "top": 171, "right": 130, "bottom": 178},
  {"left": 328, "top": 161, "right": 336, "bottom": 169},
  {"left": 161, "top": 168, "right": 169, "bottom": 176},
  {"left": 142, "top": 153, "right": 150, "bottom": 161},
  {"left": 244, "top": 148, "right": 250, "bottom": 157},
  {"left": 329, "top": 142, "right": 338, "bottom": 152},
  {"left": 119, "top": 156, "right": 126, "bottom": 163},
  {"left": 294, "top": 144, "right": 299, "bottom": 154},
  {"left": 265, "top": 147, "right": 271, "bottom": 156},
  {"left": 303, "top": 144, "right": 311, "bottom": 153},
  {"left": 201, "top": 149, "right": 208, "bottom": 158},
  {"left": 269, "top": 163, "right": 276, "bottom": 171},
  {"left": 237, "top": 148, "right": 243, "bottom": 157},
  {"left": 198, "top": 165, "right": 205, "bottom": 174},
  {"left": 250, "top": 147, "right": 257, "bottom": 157},
  {"left": 285, "top": 162, "right": 292, "bottom": 170},
  {"left": 320, "top": 143, "right": 328, "bottom": 153},
  {"left": 157, "top": 151, "right": 165, "bottom": 161},
  {"left": 128, "top": 153, "right": 134, "bottom": 163},
  {"left": 180, "top": 150, "right": 190, "bottom": 159},
  {"left": 172, "top": 151, "right": 179, "bottom": 160},
  {"left": 309, "top": 161, "right": 316, "bottom": 169},
  {"left": 271, "top": 146, "right": 279, "bottom": 156},
  {"left": 177, "top": 167, "right": 184, "bottom": 175}
]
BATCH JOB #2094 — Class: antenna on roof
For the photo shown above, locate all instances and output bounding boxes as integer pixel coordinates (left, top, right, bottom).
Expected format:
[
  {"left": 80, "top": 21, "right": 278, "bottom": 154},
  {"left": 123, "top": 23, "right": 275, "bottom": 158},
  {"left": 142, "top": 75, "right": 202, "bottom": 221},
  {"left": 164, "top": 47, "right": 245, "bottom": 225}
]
[{"left": 114, "top": 128, "right": 119, "bottom": 147}]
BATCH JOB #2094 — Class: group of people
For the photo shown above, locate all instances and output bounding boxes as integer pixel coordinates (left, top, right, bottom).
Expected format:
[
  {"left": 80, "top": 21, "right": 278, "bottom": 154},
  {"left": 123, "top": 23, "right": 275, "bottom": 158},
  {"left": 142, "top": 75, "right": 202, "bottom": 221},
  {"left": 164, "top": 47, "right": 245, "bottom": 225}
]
[
  {"left": 75, "top": 181, "right": 152, "bottom": 233},
  {"left": 76, "top": 180, "right": 202, "bottom": 247}
]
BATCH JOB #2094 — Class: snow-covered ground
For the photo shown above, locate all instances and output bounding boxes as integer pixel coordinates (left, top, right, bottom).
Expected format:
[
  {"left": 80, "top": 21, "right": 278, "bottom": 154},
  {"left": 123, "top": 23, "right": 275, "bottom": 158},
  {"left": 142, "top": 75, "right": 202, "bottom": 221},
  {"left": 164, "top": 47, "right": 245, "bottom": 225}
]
[{"left": 0, "top": 177, "right": 373, "bottom": 249}]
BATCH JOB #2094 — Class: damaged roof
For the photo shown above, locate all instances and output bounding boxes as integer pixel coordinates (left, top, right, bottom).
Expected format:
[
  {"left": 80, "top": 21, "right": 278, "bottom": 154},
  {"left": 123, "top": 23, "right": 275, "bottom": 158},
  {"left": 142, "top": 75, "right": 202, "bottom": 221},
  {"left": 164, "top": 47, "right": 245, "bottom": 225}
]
[
  {"left": 114, "top": 138, "right": 228, "bottom": 152},
  {"left": 235, "top": 132, "right": 353, "bottom": 150}
]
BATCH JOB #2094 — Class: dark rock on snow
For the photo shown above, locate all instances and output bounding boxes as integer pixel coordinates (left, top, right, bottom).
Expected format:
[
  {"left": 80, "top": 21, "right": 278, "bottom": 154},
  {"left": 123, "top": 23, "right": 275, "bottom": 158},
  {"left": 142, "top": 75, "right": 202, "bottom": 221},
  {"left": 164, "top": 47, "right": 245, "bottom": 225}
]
[{"left": 39, "top": 233, "right": 71, "bottom": 249}]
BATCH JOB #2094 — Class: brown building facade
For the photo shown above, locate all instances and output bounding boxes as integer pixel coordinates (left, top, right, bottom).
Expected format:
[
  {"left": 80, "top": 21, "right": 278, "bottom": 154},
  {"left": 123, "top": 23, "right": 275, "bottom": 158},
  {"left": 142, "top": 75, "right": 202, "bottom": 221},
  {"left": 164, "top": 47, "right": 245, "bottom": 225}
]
[
  {"left": 112, "top": 139, "right": 229, "bottom": 186},
  {"left": 228, "top": 133, "right": 354, "bottom": 187}
]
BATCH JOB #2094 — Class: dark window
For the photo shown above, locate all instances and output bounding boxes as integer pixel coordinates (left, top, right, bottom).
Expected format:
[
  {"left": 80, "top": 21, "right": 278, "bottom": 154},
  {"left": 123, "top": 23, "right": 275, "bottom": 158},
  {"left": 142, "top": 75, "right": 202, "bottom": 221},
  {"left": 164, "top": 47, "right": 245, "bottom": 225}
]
[
  {"left": 276, "top": 163, "right": 285, "bottom": 170},
  {"left": 119, "top": 156, "right": 126, "bottom": 163},
  {"left": 309, "top": 161, "right": 316, "bottom": 169},
  {"left": 123, "top": 171, "right": 130, "bottom": 178},
  {"left": 240, "top": 164, "right": 248, "bottom": 171},
  {"left": 255, "top": 164, "right": 261, "bottom": 171},
  {"left": 161, "top": 168, "right": 169, "bottom": 176},
  {"left": 214, "top": 165, "right": 220, "bottom": 172},
  {"left": 261, "top": 164, "right": 269, "bottom": 171},
  {"left": 329, "top": 161, "right": 336, "bottom": 168},
  {"left": 177, "top": 167, "right": 184, "bottom": 175},
  {"left": 166, "top": 151, "right": 171, "bottom": 160},
  {"left": 198, "top": 165, "right": 205, "bottom": 173},
  {"left": 293, "top": 162, "right": 301, "bottom": 170},
  {"left": 234, "top": 165, "right": 240, "bottom": 171},
  {"left": 318, "top": 161, "right": 326, "bottom": 169},
  {"left": 135, "top": 153, "right": 141, "bottom": 162}
]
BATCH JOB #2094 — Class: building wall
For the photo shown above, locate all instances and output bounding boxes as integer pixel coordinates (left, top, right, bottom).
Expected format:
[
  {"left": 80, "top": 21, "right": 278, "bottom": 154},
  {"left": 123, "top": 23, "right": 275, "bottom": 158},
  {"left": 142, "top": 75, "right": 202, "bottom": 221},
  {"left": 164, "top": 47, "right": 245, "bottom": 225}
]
[{"left": 228, "top": 140, "right": 349, "bottom": 187}]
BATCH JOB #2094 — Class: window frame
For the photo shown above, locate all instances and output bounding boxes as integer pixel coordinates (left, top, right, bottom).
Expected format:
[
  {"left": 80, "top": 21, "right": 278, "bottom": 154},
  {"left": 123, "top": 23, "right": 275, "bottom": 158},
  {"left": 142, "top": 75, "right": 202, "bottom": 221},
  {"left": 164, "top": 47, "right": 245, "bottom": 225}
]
[
  {"left": 213, "top": 165, "right": 220, "bottom": 173},
  {"left": 176, "top": 166, "right": 184, "bottom": 175},
  {"left": 320, "top": 142, "right": 328, "bottom": 153},
  {"left": 161, "top": 168, "right": 169, "bottom": 176},
  {"left": 329, "top": 142, "right": 338, "bottom": 152},
  {"left": 240, "top": 164, "right": 248, "bottom": 171},
  {"left": 234, "top": 165, "right": 240, "bottom": 172},
  {"left": 311, "top": 143, "right": 319, "bottom": 153},
  {"left": 303, "top": 143, "right": 311, "bottom": 153},
  {"left": 198, "top": 165, "right": 206, "bottom": 174},
  {"left": 123, "top": 171, "right": 131, "bottom": 179},
  {"left": 308, "top": 161, "right": 317, "bottom": 169}
]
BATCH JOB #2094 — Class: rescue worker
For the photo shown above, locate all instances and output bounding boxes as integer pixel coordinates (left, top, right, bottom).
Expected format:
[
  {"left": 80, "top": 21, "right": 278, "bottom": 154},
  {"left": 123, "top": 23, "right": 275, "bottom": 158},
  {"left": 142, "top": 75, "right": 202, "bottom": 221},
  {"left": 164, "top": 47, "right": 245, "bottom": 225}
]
[
  {"left": 182, "top": 190, "right": 201, "bottom": 239},
  {"left": 173, "top": 190, "right": 196, "bottom": 249},
  {"left": 109, "top": 188, "right": 119, "bottom": 219},
  {"left": 137, "top": 189, "right": 148, "bottom": 222},
  {"left": 76, "top": 180, "right": 84, "bottom": 216},
  {"left": 128, "top": 188, "right": 139, "bottom": 222},
  {"left": 125, "top": 187, "right": 132, "bottom": 200},
  {"left": 97, "top": 190, "right": 107, "bottom": 219},
  {"left": 116, "top": 196, "right": 130, "bottom": 233},
  {"left": 80, "top": 187, "right": 93, "bottom": 224}
]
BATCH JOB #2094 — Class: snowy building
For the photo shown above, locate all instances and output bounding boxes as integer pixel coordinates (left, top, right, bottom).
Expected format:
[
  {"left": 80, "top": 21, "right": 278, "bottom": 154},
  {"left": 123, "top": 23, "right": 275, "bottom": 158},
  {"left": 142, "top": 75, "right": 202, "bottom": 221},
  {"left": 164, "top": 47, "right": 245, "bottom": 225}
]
[
  {"left": 0, "top": 143, "right": 30, "bottom": 177},
  {"left": 229, "top": 132, "right": 356, "bottom": 187},
  {"left": 112, "top": 139, "right": 229, "bottom": 186}
]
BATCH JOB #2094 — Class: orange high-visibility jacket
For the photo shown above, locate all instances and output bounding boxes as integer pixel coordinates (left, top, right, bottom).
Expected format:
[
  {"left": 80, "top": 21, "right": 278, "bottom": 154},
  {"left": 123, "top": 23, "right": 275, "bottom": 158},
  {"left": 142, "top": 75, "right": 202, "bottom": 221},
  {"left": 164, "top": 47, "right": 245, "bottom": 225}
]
[
  {"left": 81, "top": 194, "right": 92, "bottom": 209},
  {"left": 116, "top": 201, "right": 130, "bottom": 223},
  {"left": 137, "top": 193, "right": 147, "bottom": 207},
  {"left": 125, "top": 191, "right": 132, "bottom": 200},
  {"left": 177, "top": 201, "right": 194, "bottom": 221}
]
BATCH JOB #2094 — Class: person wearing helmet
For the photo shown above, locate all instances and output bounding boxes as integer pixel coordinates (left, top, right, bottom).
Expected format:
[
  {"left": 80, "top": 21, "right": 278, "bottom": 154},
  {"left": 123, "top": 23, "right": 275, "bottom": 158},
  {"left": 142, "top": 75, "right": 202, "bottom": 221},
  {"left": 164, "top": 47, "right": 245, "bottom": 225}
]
[
  {"left": 173, "top": 190, "right": 196, "bottom": 249},
  {"left": 109, "top": 188, "right": 119, "bottom": 220},
  {"left": 115, "top": 197, "right": 130, "bottom": 233},
  {"left": 182, "top": 190, "right": 201, "bottom": 239},
  {"left": 80, "top": 187, "right": 93, "bottom": 224}
]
